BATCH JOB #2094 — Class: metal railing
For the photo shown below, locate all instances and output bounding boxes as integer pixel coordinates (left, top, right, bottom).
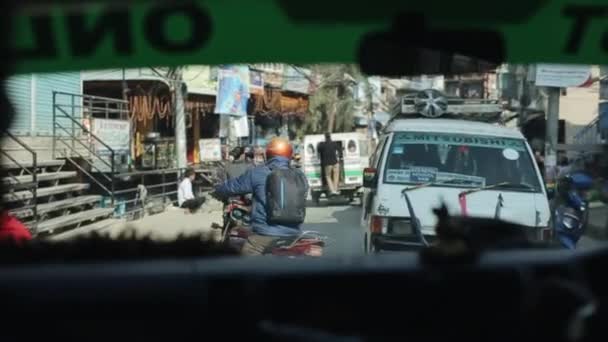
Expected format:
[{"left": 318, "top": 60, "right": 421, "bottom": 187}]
[
  {"left": 51, "top": 91, "right": 226, "bottom": 221},
  {"left": 1, "top": 131, "right": 38, "bottom": 232},
  {"left": 112, "top": 168, "right": 183, "bottom": 220},
  {"left": 111, "top": 166, "right": 221, "bottom": 220},
  {"left": 52, "top": 91, "right": 129, "bottom": 205}
]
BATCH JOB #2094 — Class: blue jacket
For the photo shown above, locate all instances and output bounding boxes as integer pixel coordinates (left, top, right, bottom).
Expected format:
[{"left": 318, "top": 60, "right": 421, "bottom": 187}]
[{"left": 214, "top": 156, "right": 309, "bottom": 237}]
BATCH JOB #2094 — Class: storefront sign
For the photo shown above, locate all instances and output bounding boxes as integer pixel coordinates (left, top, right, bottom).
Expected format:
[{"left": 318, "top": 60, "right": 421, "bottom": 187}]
[
  {"left": 282, "top": 66, "right": 310, "bottom": 94},
  {"left": 91, "top": 118, "right": 131, "bottom": 173},
  {"left": 405, "top": 75, "right": 445, "bottom": 91},
  {"left": 198, "top": 138, "right": 222, "bottom": 162},
  {"left": 215, "top": 65, "right": 250, "bottom": 116},
  {"left": 535, "top": 64, "right": 592, "bottom": 88}
]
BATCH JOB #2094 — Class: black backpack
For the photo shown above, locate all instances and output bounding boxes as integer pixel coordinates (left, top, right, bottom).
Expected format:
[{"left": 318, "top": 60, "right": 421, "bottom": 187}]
[{"left": 265, "top": 167, "right": 308, "bottom": 225}]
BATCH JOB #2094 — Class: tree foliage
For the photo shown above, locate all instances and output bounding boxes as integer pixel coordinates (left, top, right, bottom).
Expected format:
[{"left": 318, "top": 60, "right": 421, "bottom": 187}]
[{"left": 300, "top": 64, "right": 363, "bottom": 136}]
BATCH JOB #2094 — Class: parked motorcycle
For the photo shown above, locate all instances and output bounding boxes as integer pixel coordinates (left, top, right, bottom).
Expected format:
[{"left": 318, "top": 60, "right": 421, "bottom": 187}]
[
  {"left": 210, "top": 194, "right": 326, "bottom": 257},
  {"left": 552, "top": 172, "right": 594, "bottom": 249}
]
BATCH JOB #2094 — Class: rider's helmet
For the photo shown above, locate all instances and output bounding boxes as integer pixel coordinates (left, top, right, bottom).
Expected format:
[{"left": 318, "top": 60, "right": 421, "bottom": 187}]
[{"left": 265, "top": 137, "right": 293, "bottom": 160}]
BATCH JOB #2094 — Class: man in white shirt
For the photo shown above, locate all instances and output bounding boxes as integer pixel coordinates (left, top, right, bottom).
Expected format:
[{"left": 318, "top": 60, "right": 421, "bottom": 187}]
[{"left": 178, "top": 168, "right": 205, "bottom": 212}]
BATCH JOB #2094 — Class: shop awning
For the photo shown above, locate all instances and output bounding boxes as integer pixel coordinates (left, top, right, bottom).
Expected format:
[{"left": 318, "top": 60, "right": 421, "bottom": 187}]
[{"left": 252, "top": 87, "right": 308, "bottom": 116}]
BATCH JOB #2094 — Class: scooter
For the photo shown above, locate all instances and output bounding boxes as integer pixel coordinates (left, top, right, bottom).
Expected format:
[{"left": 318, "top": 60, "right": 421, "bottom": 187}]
[{"left": 553, "top": 172, "right": 594, "bottom": 249}]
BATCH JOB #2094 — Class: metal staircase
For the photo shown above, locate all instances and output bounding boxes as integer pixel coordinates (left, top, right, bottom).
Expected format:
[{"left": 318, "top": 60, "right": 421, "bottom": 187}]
[
  {"left": 0, "top": 92, "right": 130, "bottom": 237},
  {"left": 1, "top": 136, "right": 115, "bottom": 236}
]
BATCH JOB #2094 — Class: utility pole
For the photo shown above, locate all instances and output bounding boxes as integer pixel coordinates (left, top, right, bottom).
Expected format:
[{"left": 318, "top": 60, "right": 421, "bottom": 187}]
[
  {"left": 545, "top": 86, "right": 560, "bottom": 184},
  {"left": 173, "top": 67, "right": 188, "bottom": 171},
  {"left": 516, "top": 65, "right": 528, "bottom": 128}
]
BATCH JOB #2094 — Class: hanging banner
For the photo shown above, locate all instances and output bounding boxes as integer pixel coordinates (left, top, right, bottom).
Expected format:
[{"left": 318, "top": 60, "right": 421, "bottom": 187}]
[
  {"left": 535, "top": 64, "right": 592, "bottom": 88},
  {"left": 249, "top": 69, "right": 264, "bottom": 95},
  {"left": 214, "top": 65, "right": 250, "bottom": 116},
  {"left": 198, "top": 138, "right": 222, "bottom": 162},
  {"left": 218, "top": 115, "right": 230, "bottom": 138},
  {"left": 232, "top": 116, "right": 250, "bottom": 137},
  {"left": 91, "top": 118, "right": 131, "bottom": 173}
]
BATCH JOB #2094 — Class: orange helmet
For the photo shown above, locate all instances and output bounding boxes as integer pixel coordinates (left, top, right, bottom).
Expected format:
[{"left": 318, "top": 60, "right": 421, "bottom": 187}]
[{"left": 265, "top": 137, "right": 293, "bottom": 159}]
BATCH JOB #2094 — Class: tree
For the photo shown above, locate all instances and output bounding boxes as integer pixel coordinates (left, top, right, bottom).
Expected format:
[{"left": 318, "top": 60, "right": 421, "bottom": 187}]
[{"left": 301, "top": 64, "right": 359, "bottom": 135}]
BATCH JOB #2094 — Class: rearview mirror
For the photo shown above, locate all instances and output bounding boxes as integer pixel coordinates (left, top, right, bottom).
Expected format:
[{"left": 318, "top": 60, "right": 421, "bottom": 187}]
[
  {"left": 357, "top": 14, "right": 502, "bottom": 77},
  {"left": 363, "top": 167, "right": 378, "bottom": 188}
]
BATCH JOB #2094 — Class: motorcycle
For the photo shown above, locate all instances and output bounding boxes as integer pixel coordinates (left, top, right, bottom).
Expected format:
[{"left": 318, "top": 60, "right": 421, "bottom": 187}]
[
  {"left": 552, "top": 171, "right": 594, "bottom": 249},
  {"left": 211, "top": 194, "right": 326, "bottom": 257}
]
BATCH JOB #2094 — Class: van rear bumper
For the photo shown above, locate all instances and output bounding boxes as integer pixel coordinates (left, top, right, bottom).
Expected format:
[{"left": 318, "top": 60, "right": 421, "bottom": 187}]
[
  {"left": 373, "top": 234, "right": 436, "bottom": 251},
  {"left": 310, "top": 185, "right": 361, "bottom": 192}
]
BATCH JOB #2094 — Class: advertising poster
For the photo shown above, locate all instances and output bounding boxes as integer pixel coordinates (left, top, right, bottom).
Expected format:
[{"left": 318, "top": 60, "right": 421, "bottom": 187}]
[
  {"left": 215, "top": 65, "right": 250, "bottom": 116},
  {"left": 199, "top": 138, "right": 222, "bottom": 162},
  {"left": 91, "top": 118, "right": 130, "bottom": 173}
]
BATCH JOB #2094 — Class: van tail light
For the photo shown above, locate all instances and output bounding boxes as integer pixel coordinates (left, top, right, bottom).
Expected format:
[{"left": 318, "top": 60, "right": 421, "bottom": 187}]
[
  {"left": 363, "top": 168, "right": 377, "bottom": 188},
  {"left": 363, "top": 167, "right": 376, "bottom": 178},
  {"left": 370, "top": 216, "right": 388, "bottom": 234}
]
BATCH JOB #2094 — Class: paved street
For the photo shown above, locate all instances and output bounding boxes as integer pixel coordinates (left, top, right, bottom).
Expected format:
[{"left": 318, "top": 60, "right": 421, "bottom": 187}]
[
  {"left": 302, "top": 200, "right": 363, "bottom": 258},
  {"left": 51, "top": 196, "right": 608, "bottom": 254}
]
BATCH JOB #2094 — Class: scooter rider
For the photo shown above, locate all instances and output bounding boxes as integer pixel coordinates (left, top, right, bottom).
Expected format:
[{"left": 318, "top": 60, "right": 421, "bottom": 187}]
[{"left": 214, "top": 137, "right": 309, "bottom": 255}]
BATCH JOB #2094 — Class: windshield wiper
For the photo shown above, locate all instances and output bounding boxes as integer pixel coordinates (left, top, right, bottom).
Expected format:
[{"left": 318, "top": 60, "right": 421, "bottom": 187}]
[
  {"left": 460, "top": 182, "right": 536, "bottom": 197},
  {"left": 404, "top": 178, "right": 477, "bottom": 192}
]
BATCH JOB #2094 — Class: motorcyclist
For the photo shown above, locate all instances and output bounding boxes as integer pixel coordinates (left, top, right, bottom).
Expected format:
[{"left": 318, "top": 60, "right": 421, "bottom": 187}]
[{"left": 213, "top": 137, "right": 309, "bottom": 255}]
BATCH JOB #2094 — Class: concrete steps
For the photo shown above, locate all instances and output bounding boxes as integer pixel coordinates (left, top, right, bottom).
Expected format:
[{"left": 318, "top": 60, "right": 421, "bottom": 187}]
[
  {"left": 3, "top": 183, "right": 90, "bottom": 202},
  {"left": 2, "top": 171, "right": 77, "bottom": 186},
  {"left": 9, "top": 195, "right": 103, "bottom": 219},
  {"left": 1, "top": 159, "right": 65, "bottom": 170},
  {"left": 47, "top": 218, "right": 122, "bottom": 241},
  {"left": 36, "top": 207, "right": 115, "bottom": 234}
]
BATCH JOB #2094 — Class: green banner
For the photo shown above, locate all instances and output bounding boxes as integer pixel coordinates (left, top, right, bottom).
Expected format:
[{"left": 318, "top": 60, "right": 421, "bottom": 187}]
[{"left": 9, "top": 0, "right": 608, "bottom": 74}]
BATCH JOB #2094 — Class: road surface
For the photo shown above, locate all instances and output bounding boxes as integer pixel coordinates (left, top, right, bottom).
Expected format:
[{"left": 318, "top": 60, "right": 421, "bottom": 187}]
[
  {"left": 304, "top": 200, "right": 608, "bottom": 256},
  {"left": 303, "top": 200, "right": 364, "bottom": 258},
  {"left": 53, "top": 197, "right": 607, "bottom": 255}
]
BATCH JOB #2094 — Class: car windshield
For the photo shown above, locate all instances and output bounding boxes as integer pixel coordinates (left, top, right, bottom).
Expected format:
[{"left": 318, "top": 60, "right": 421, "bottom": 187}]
[
  {"left": 383, "top": 131, "right": 542, "bottom": 192},
  {"left": 1, "top": 3, "right": 607, "bottom": 260}
]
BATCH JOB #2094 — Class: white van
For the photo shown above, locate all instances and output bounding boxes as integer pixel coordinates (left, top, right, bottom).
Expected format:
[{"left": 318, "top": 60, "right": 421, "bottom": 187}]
[
  {"left": 361, "top": 118, "right": 551, "bottom": 252},
  {"left": 303, "top": 132, "right": 369, "bottom": 204}
]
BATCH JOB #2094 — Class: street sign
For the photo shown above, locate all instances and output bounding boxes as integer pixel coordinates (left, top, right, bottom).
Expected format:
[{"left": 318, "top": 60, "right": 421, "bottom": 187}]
[{"left": 534, "top": 64, "right": 592, "bottom": 88}]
